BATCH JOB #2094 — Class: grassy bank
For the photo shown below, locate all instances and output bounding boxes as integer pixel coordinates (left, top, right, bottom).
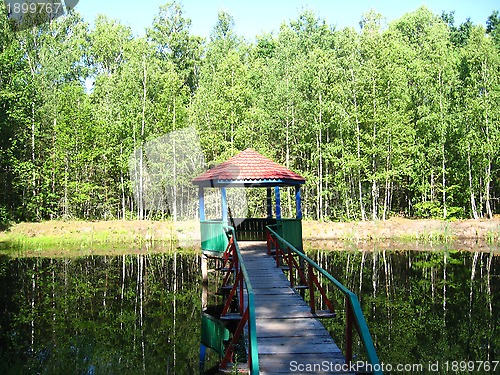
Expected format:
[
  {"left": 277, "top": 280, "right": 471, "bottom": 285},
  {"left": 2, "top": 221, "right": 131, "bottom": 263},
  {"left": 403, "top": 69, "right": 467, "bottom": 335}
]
[
  {"left": 1, "top": 218, "right": 499, "bottom": 256},
  {"left": 0, "top": 220, "right": 200, "bottom": 256}
]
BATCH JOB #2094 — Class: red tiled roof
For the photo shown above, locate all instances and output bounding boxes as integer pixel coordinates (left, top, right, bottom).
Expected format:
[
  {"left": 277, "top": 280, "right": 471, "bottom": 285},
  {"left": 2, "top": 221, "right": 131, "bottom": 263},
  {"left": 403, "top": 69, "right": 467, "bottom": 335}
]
[{"left": 192, "top": 148, "right": 305, "bottom": 185}]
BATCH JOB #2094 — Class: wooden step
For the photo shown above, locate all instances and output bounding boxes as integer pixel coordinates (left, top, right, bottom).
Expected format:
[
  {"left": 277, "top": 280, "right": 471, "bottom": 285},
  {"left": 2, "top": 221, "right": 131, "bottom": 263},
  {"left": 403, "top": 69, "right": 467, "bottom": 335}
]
[
  {"left": 293, "top": 285, "right": 309, "bottom": 290},
  {"left": 217, "top": 267, "right": 235, "bottom": 272},
  {"left": 219, "top": 241, "right": 350, "bottom": 373},
  {"left": 312, "top": 310, "right": 337, "bottom": 319},
  {"left": 220, "top": 313, "right": 242, "bottom": 321}
]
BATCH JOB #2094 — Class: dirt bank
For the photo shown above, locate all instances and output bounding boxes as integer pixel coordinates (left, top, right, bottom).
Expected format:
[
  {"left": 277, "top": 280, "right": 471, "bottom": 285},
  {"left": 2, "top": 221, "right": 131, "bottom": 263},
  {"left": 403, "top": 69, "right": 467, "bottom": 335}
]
[
  {"left": 302, "top": 218, "right": 500, "bottom": 252},
  {"left": 1, "top": 218, "right": 499, "bottom": 254},
  {"left": 302, "top": 217, "right": 500, "bottom": 242},
  {"left": 2, "top": 218, "right": 500, "bottom": 242}
]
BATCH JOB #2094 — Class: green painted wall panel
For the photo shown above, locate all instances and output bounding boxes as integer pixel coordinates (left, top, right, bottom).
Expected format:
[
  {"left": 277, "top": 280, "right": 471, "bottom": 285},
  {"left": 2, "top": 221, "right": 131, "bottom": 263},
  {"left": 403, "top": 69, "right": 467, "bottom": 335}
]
[
  {"left": 277, "top": 218, "right": 303, "bottom": 251},
  {"left": 201, "top": 313, "right": 229, "bottom": 355},
  {"left": 200, "top": 220, "right": 228, "bottom": 253}
]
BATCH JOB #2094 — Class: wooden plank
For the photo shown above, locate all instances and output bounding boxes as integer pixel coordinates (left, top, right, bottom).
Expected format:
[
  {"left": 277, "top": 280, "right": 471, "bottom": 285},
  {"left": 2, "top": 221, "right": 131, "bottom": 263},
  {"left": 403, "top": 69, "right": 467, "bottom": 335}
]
[
  {"left": 257, "top": 336, "right": 342, "bottom": 353},
  {"left": 255, "top": 317, "right": 328, "bottom": 331},
  {"left": 258, "top": 353, "right": 350, "bottom": 374},
  {"left": 251, "top": 288, "right": 296, "bottom": 295},
  {"left": 255, "top": 307, "right": 316, "bottom": 319},
  {"left": 253, "top": 295, "right": 305, "bottom": 303},
  {"left": 249, "top": 284, "right": 291, "bottom": 290},
  {"left": 236, "top": 241, "right": 350, "bottom": 374}
]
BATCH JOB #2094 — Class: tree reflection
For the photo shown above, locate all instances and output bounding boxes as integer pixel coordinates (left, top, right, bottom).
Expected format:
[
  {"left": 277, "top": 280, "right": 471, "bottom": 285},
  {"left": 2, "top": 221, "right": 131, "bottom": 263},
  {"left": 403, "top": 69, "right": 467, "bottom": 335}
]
[
  {"left": 308, "top": 249, "right": 499, "bottom": 371},
  {"left": 0, "top": 253, "right": 202, "bottom": 375}
]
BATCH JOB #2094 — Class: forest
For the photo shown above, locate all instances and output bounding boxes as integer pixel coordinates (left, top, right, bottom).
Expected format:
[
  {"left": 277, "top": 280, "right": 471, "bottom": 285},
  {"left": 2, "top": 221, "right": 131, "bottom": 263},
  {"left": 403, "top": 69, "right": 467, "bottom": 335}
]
[{"left": 0, "top": 2, "right": 499, "bottom": 224}]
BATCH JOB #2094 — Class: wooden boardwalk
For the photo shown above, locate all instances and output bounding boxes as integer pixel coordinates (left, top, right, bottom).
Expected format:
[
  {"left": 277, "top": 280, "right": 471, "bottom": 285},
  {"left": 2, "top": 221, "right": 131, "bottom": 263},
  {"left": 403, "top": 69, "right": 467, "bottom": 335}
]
[{"left": 238, "top": 241, "right": 353, "bottom": 374}]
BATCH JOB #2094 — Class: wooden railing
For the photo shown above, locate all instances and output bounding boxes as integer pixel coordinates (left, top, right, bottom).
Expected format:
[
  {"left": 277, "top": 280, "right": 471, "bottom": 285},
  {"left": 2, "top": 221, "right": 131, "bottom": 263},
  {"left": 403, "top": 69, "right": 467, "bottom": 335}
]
[
  {"left": 232, "top": 218, "right": 276, "bottom": 241},
  {"left": 217, "top": 226, "right": 259, "bottom": 374},
  {"left": 267, "top": 229, "right": 336, "bottom": 317},
  {"left": 266, "top": 225, "right": 383, "bottom": 375}
]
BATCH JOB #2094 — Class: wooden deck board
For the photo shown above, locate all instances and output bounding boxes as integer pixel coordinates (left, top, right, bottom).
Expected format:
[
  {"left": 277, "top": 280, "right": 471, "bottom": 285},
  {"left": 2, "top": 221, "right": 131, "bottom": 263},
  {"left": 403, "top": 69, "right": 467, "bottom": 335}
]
[
  {"left": 238, "top": 241, "right": 352, "bottom": 374},
  {"left": 258, "top": 354, "right": 349, "bottom": 374}
]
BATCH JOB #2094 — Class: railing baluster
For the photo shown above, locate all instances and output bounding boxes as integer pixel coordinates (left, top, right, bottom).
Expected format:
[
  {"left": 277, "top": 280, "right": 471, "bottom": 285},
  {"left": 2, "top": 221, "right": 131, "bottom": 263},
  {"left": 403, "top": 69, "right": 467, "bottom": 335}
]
[
  {"left": 218, "top": 227, "right": 260, "bottom": 375},
  {"left": 275, "top": 241, "right": 281, "bottom": 267},
  {"left": 287, "top": 247, "right": 294, "bottom": 287},
  {"left": 312, "top": 275, "right": 336, "bottom": 313},
  {"left": 345, "top": 297, "right": 353, "bottom": 364},
  {"left": 308, "top": 263, "right": 315, "bottom": 313},
  {"left": 220, "top": 307, "right": 250, "bottom": 368},
  {"left": 265, "top": 226, "right": 382, "bottom": 375}
]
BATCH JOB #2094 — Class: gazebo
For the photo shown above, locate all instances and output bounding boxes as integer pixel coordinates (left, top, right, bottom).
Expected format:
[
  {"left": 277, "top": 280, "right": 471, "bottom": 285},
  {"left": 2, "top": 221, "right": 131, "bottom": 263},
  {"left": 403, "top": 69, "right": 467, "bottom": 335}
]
[{"left": 192, "top": 148, "right": 306, "bottom": 253}]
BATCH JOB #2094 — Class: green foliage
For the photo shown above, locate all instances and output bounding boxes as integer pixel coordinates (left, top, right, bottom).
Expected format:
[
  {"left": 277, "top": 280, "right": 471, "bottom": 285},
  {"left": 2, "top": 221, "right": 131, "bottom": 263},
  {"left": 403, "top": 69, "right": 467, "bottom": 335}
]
[
  {"left": 147, "top": 1, "right": 203, "bottom": 94},
  {"left": 0, "top": 206, "right": 10, "bottom": 230},
  {"left": 413, "top": 201, "right": 443, "bottom": 219},
  {"left": 0, "top": 4, "right": 499, "bottom": 222},
  {"left": 486, "top": 10, "right": 500, "bottom": 48}
]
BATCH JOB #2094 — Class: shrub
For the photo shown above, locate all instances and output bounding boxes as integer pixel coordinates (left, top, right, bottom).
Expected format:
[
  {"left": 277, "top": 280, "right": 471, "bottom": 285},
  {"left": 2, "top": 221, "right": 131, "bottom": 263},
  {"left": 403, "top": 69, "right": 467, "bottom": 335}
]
[{"left": 0, "top": 206, "right": 10, "bottom": 230}]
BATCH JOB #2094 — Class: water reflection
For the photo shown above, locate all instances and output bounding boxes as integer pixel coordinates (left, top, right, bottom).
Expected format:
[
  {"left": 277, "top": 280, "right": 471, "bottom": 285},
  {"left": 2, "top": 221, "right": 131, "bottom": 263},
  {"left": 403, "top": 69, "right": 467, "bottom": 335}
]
[
  {"left": 1, "top": 248, "right": 498, "bottom": 374},
  {"left": 0, "top": 253, "right": 201, "bottom": 375},
  {"left": 308, "top": 249, "right": 499, "bottom": 373}
]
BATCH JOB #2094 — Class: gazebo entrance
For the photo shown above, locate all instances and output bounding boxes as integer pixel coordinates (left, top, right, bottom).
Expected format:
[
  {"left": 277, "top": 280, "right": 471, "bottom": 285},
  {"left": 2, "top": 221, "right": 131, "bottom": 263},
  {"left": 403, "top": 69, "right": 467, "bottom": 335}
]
[{"left": 192, "top": 148, "right": 305, "bottom": 252}]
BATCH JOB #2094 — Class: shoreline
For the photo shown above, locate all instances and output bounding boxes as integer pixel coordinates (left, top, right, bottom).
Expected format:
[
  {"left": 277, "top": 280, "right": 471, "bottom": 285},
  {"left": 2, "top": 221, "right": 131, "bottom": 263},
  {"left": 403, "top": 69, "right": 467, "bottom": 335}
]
[
  {"left": 0, "top": 218, "right": 498, "bottom": 255},
  {"left": 302, "top": 217, "right": 500, "bottom": 242}
]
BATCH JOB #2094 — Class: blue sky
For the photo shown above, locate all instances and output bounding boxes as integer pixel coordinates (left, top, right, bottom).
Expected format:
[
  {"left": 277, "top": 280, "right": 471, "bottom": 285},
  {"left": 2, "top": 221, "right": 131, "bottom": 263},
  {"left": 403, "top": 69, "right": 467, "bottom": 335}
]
[{"left": 74, "top": 0, "right": 497, "bottom": 39}]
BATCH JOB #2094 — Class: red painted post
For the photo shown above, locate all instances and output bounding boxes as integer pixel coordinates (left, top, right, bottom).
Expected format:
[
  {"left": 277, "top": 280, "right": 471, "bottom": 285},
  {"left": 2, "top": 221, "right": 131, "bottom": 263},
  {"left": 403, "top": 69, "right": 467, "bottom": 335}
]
[
  {"left": 288, "top": 247, "right": 294, "bottom": 287},
  {"left": 233, "top": 249, "right": 238, "bottom": 279},
  {"left": 266, "top": 230, "right": 271, "bottom": 255},
  {"left": 220, "top": 307, "right": 250, "bottom": 368},
  {"left": 221, "top": 272, "right": 241, "bottom": 316},
  {"left": 275, "top": 242, "right": 281, "bottom": 267},
  {"left": 222, "top": 242, "right": 235, "bottom": 287},
  {"left": 239, "top": 266, "right": 244, "bottom": 314},
  {"left": 345, "top": 297, "right": 353, "bottom": 364},
  {"left": 308, "top": 264, "right": 315, "bottom": 313},
  {"left": 312, "top": 276, "right": 336, "bottom": 313}
]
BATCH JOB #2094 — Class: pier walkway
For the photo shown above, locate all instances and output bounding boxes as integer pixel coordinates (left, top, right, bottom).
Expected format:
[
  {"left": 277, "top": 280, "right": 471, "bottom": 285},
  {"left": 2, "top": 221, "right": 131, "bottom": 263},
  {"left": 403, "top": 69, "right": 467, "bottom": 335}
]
[{"left": 238, "top": 241, "right": 351, "bottom": 374}]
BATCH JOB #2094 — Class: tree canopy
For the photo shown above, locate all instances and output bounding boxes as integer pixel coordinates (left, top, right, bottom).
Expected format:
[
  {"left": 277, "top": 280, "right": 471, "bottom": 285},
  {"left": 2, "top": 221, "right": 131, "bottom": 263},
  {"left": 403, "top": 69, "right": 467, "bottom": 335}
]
[{"left": 0, "top": 2, "right": 499, "bottom": 222}]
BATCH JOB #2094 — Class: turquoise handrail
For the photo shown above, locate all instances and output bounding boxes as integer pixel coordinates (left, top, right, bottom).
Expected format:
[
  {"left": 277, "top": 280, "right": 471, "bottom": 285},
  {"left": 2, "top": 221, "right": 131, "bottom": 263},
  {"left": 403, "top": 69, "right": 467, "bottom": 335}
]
[
  {"left": 223, "top": 226, "right": 259, "bottom": 375},
  {"left": 266, "top": 225, "right": 382, "bottom": 375}
]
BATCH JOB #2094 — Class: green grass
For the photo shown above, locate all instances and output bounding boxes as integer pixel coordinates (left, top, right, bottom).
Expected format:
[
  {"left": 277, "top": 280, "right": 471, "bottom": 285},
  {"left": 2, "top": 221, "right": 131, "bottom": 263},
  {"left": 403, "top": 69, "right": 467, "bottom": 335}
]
[
  {"left": 416, "top": 223, "right": 455, "bottom": 243},
  {"left": 0, "top": 221, "right": 201, "bottom": 257},
  {"left": 1, "top": 231, "right": 153, "bottom": 248},
  {"left": 486, "top": 225, "right": 500, "bottom": 244},
  {"left": 0, "top": 237, "right": 199, "bottom": 258}
]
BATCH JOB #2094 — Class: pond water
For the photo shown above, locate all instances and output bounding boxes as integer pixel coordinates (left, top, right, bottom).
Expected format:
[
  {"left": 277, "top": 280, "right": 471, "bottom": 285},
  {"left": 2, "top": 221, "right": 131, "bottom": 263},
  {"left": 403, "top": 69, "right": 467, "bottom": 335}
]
[
  {"left": 0, "top": 247, "right": 498, "bottom": 374},
  {"left": 0, "top": 253, "right": 203, "bottom": 375},
  {"left": 307, "top": 248, "right": 500, "bottom": 374}
]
